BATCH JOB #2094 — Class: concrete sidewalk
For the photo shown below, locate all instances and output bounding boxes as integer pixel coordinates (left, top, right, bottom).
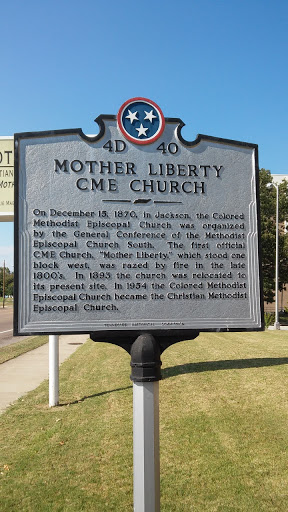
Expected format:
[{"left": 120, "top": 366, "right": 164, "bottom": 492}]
[
  {"left": 267, "top": 326, "right": 288, "bottom": 330},
  {"left": 0, "top": 334, "right": 89, "bottom": 414}
]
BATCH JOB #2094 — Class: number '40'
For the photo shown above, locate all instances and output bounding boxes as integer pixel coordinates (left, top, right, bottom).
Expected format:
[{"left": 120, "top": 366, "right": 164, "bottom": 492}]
[{"left": 156, "top": 142, "right": 179, "bottom": 154}]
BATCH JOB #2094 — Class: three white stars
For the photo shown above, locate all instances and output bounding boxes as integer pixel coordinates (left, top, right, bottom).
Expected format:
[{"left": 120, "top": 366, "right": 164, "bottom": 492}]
[{"left": 125, "top": 108, "right": 157, "bottom": 137}]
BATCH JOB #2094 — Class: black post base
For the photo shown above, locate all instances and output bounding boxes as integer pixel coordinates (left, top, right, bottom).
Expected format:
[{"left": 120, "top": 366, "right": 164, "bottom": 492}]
[{"left": 130, "top": 333, "right": 162, "bottom": 383}]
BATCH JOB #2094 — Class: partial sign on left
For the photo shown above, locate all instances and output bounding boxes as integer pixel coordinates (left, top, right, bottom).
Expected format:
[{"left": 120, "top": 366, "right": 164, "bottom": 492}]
[{"left": 0, "top": 137, "right": 14, "bottom": 221}]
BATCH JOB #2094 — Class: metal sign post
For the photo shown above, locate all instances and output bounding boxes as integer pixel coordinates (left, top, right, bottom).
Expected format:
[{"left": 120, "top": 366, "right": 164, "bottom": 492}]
[
  {"left": 130, "top": 334, "right": 161, "bottom": 512},
  {"left": 49, "top": 334, "right": 59, "bottom": 406},
  {"left": 133, "top": 381, "right": 160, "bottom": 512},
  {"left": 90, "top": 331, "right": 199, "bottom": 512}
]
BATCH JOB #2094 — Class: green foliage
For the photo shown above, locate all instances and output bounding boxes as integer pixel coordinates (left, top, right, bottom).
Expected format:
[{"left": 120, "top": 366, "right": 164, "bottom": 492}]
[
  {"left": 259, "top": 169, "right": 288, "bottom": 303},
  {"left": 0, "top": 266, "right": 14, "bottom": 297},
  {"left": 264, "top": 312, "right": 274, "bottom": 328}
]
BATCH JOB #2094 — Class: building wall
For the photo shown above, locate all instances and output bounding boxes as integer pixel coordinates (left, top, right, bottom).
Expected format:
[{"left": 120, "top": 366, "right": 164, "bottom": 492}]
[
  {"left": 265, "top": 288, "right": 288, "bottom": 313},
  {"left": 271, "top": 174, "right": 288, "bottom": 184}
]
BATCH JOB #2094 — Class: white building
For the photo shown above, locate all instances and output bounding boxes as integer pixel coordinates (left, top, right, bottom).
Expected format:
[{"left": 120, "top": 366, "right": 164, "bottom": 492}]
[{"left": 271, "top": 174, "right": 288, "bottom": 184}]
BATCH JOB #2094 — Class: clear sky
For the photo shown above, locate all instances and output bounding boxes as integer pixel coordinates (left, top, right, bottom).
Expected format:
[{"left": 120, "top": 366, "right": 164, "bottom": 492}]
[{"left": 1, "top": 0, "right": 288, "bottom": 270}]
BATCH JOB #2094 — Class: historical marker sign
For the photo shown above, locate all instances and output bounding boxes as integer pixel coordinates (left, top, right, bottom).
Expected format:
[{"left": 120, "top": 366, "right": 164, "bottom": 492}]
[
  {"left": 14, "top": 98, "right": 263, "bottom": 335},
  {"left": 0, "top": 136, "right": 14, "bottom": 221}
]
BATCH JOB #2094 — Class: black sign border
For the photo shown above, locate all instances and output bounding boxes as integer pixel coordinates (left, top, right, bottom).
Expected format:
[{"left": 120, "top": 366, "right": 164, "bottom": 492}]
[{"left": 14, "top": 117, "right": 264, "bottom": 340}]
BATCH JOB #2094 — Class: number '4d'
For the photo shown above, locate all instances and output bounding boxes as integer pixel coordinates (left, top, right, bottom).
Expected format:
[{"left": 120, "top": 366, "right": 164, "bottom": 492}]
[{"left": 103, "top": 140, "right": 126, "bottom": 152}]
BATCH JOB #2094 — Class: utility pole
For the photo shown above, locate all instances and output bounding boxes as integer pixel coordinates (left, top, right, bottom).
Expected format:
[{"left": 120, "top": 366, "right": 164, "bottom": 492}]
[
  {"left": 3, "top": 260, "right": 5, "bottom": 308},
  {"left": 266, "top": 182, "right": 280, "bottom": 329}
]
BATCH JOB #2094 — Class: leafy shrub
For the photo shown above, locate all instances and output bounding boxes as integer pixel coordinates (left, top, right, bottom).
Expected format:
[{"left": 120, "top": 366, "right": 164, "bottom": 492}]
[{"left": 264, "top": 312, "right": 275, "bottom": 328}]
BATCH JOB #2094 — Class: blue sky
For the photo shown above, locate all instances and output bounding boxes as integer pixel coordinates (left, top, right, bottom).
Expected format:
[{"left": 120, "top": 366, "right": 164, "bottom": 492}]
[{"left": 1, "top": 0, "right": 288, "bottom": 270}]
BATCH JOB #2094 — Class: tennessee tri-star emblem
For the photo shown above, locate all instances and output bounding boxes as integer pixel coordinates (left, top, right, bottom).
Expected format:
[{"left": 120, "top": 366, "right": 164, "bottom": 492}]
[{"left": 117, "top": 97, "right": 165, "bottom": 145}]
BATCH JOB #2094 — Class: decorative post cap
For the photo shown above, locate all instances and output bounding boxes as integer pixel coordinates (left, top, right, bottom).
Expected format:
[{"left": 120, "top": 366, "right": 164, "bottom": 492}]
[{"left": 130, "top": 333, "right": 162, "bottom": 382}]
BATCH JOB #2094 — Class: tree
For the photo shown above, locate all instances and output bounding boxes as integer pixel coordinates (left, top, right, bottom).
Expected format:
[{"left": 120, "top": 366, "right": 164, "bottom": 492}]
[
  {"left": 259, "top": 169, "right": 288, "bottom": 303},
  {"left": 0, "top": 266, "right": 14, "bottom": 297}
]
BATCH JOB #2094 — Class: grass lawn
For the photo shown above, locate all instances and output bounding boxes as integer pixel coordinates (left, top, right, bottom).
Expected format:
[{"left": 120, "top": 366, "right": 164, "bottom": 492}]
[
  {"left": 1, "top": 331, "right": 288, "bottom": 511},
  {"left": 0, "top": 336, "right": 49, "bottom": 364}
]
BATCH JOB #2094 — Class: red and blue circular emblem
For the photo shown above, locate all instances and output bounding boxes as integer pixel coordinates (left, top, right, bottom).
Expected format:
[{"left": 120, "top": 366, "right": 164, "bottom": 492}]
[{"left": 117, "top": 97, "right": 165, "bottom": 145}]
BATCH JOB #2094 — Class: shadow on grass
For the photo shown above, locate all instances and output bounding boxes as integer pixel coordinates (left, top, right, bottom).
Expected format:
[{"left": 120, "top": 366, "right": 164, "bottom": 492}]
[
  {"left": 60, "top": 385, "right": 133, "bottom": 406},
  {"left": 59, "top": 358, "right": 288, "bottom": 404},
  {"left": 162, "top": 357, "right": 288, "bottom": 379}
]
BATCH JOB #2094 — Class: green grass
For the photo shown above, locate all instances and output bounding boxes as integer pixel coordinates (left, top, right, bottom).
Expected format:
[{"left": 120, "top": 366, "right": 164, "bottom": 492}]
[
  {"left": 0, "top": 336, "right": 48, "bottom": 364},
  {"left": 1, "top": 331, "right": 288, "bottom": 511}
]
